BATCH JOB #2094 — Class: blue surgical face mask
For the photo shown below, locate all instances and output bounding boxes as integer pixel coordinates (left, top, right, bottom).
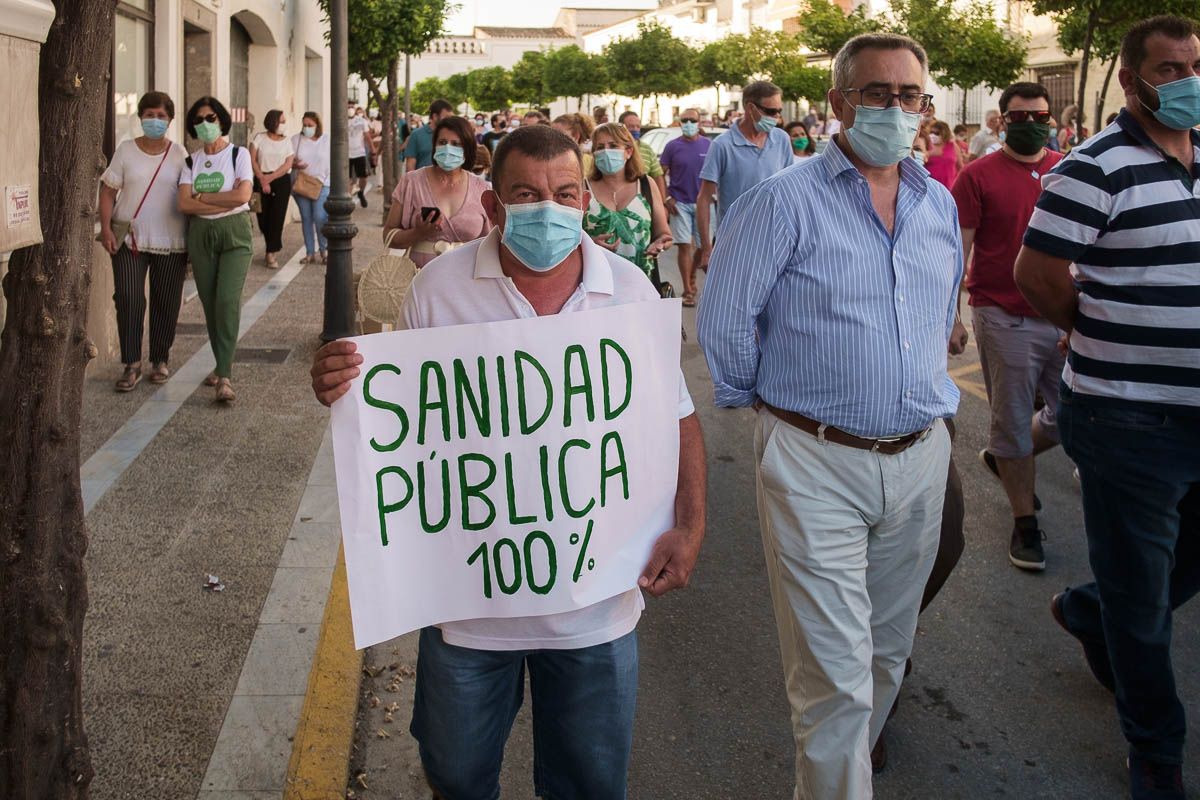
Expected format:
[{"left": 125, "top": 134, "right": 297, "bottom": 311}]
[
  {"left": 1140, "top": 74, "right": 1200, "bottom": 130},
  {"left": 302, "top": 125, "right": 317, "bottom": 138},
  {"left": 500, "top": 199, "right": 584, "bottom": 272},
  {"left": 630, "top": 130, "right": 641, "bottom": 140},
  {"left": 434, "top": 144, "right": 465, "bottom": 171},
  {"left": 754, "top": 114, "right": 778, "bottom": 134},
  {"left": 844, "top": 105, "right": 922, "bottom": 167},
  {"left": 681, "top": 121, "right": 700, "bottom": 137},
  {"left": 594, "top": 148, "right": 627, "bottom": 175},
  {"left": 141, "top": 118, "right": 169, "bottom": 139}
]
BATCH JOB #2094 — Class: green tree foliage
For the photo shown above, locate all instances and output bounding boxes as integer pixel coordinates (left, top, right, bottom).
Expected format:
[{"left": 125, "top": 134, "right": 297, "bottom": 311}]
[
  {"left": 411, "top": 76, "right": 458, "bottom": 111},
  {"left": 543, "top": 45, "right": 609, "bottom": 110},
  {"left": 774, "top": 63, "right": 832, "bottom": 105},
  {"left": 446, "top": 72, "right": 470, "bottom": 110},
  {"left": 697, "top": 35, "right": 756, "bottom": 110},
  {"left": 743, "top": 27, "right": 805, "bottom": 80},
  {"left": 603, "top": 21, "right": 699, "bottom": 100},
  {"left": 511, "top": 50, "right": 551, "bottom": 107},
  {"left": 797, "top": 0, "right": 882, "bottom": 57},
  {"left": 894, "top": 0, "right": 1025, "bottom": 119},
  {"left": 467, "top": 66, "right": 514, "bottom": 111},
  {"left": 1032, "top": 0, "right": 1200, "bottom": 127}
]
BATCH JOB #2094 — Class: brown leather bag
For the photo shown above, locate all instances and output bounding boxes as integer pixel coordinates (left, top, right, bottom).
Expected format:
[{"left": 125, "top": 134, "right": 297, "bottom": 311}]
[{"left": 293, "top": 170, "right": 324, "bottom": 200}]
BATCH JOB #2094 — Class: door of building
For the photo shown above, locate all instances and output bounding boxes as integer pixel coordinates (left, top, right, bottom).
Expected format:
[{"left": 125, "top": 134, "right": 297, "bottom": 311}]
[
  {"left": 229, "top": 17, "right": 250, "bottom": 145},
  {"left": 1034, "top": 65, "right": 1077, "bottom": 126}
]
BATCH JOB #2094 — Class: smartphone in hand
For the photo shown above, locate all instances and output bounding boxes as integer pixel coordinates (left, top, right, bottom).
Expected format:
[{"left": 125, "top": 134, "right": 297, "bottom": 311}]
[{"left": 420, "top": 206, "right": 441, "bottom": 224}]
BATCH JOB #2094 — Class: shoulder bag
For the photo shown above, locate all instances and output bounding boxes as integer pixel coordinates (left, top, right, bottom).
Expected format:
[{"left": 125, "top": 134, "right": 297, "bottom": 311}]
[{"left": 98, "top": 145, "right": 171, "bottom": 257}]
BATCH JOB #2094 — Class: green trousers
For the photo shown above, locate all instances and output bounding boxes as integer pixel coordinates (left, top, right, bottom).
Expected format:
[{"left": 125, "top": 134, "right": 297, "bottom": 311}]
[{"left": 188, "top": 213, "right": 253, "bottom": 378}]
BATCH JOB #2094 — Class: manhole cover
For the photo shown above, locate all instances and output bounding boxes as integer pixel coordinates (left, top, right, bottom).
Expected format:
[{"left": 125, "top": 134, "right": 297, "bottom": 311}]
[
  {"left": 233, "top": 347, "right": 291, "bottom": 364},
  {"left": 176, "top": 323, "right": 207, "bottom": 335}
]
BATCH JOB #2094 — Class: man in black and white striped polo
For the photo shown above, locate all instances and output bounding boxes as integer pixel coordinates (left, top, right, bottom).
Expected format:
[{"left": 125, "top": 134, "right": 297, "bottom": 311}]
[{"left": 1015, "top": 15, "right": 1200, "bottom": 800}]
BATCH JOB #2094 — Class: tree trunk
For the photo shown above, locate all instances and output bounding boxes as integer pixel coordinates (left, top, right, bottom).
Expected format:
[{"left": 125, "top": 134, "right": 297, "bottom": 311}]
[
  {"left": 403, "top": 53, "right": 412, "bottom": 128},
  {"left": 381, "top": 56, "right": 400, "bottom": 221},
  {"left": 1095, "top": 57, "right": 1117, "bottom": 133},
  {"left": 715, "top": 84, "right": 721, "bottom": 116},
  {"left": 0, "top": 0, "right": 112, "bottom": 794},
  {"left": 1075, "top": 3, "right": 1100, "bottom": 131},
  {"left": 960, "top": 87, "right": 969, "bottom": 128}
]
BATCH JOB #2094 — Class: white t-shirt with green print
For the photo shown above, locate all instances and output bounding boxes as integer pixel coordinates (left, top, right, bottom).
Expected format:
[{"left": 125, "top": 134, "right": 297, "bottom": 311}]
[{"left": 179, "top": 142, "right": 254, "bottom": 220}]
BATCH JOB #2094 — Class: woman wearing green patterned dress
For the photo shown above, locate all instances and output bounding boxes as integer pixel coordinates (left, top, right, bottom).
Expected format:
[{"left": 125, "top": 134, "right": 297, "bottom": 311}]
[{"left": 584, "top": 122, "right": 672, "bottom": 281}]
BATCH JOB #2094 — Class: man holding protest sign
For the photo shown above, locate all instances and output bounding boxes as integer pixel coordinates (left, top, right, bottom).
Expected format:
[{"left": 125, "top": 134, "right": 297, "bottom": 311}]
[{"left": 312, "top": 124, "right": 706, "bottom": 800}]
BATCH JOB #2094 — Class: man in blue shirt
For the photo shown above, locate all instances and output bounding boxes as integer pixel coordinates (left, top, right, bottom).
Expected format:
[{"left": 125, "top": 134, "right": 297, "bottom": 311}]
[
  {"left": 659, "top": 107, "right": 710, "bottom": 306},
  {"left": 696, "top": 80, "right": 793, "bottom": 269},
  {"left": 404, "top": 99, "right": 454, "bottom": 172},
  {"left": 698, "top": 34, "right": 960, "bottom": 799}
]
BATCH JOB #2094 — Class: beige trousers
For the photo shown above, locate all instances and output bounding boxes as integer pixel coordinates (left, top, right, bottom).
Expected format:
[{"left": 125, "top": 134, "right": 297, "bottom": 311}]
[{"left": 754, "top": 410, "right": 951, "bottom": 800}]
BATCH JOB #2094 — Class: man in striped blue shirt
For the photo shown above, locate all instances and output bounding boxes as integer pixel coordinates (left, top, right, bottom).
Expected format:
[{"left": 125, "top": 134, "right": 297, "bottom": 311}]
[
  {"left": 1015, "top": 16, "right": 1200, "bottom": 800},
  {"left": 698, "top": 33, "right": 960, "bottom": 799}
]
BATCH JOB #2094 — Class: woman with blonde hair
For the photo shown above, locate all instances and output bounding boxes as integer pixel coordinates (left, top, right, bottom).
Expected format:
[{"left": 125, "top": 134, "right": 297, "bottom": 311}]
[
  {"left": 553, "top": 112, "right": 596, "bottom": 173},
  {"left": 583, "top": 122, "right": 672, "bottom": 283}
]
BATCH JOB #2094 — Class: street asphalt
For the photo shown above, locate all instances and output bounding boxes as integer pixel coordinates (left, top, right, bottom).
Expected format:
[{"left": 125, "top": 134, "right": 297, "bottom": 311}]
[{"left": 352, "top": 250, "right": 1200, "bottom": 799}]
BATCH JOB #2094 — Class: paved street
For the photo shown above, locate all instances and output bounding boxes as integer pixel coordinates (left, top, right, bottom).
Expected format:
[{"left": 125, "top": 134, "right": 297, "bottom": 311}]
[{"left": 352, "top": 250, "right": 1200, "bottom": 799}]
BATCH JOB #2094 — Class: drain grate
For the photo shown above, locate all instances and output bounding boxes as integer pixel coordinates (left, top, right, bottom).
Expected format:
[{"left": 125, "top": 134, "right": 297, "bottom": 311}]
[
  {"left": 176, "top": 322, "right": 207, "bottom": 335},
  {"left": 233, "top": 347, "right": 291, "bottom": 364}
]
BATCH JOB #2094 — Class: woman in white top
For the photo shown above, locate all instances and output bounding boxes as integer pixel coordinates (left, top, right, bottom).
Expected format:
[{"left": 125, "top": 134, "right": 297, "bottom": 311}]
[
  {"left": 249, "top": 109, "right": 295, "bottom": 267},
  {"left": 177, "top": 96, "right": 254, "bottom": 404},
  {"left": 99, "top": 90, "right": 188, "bottom": 391},
  {"left": 291, "top": 111, "right": 331, "bottom": 264},
  {"left": 99, "top": 91, "right": 190, "bottom": 391}
]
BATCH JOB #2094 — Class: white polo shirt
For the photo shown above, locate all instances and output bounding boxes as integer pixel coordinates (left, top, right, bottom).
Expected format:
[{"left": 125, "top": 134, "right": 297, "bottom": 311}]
[{"left": 399, "top": 228, "right": 696, "bottom": 651}]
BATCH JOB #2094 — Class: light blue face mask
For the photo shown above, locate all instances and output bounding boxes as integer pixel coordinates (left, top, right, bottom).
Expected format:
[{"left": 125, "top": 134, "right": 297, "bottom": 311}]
[
  {"left": 500, "top": 199, "right": 584, "bottom": 272},
  {"left": 141, "top": 118, "right": 169, "bottom": 139},
  {"left": 754, "top": 114, "right": 778, "bottom": 134},
  {"left": 844, "top": 105, "right": 922, "bottom": 167},
  {"left": 594, "top": 148, "right": 627, "bottom": 175},
  {"left": 1140, "top": 74, "right": 1200, "bottom": 130},
  {"left": 681, "top": 121, "right": 700, "bottom": 137},
  {"left": 434, "top": 144, "right": 465, "bottom": 171}
]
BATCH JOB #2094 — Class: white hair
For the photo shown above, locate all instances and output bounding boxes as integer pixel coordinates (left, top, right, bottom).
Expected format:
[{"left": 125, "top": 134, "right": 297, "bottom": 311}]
[{"left": 832, "top": 33, "right": 929, "bottom": 90}]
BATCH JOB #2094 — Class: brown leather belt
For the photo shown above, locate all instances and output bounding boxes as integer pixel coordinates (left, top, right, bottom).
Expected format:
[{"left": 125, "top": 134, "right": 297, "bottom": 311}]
[{"left": 764, "top": 404, "right": 932, "bottom": 455}]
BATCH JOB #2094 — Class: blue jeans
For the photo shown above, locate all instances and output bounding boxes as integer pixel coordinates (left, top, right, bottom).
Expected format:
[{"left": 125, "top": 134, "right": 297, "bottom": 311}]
[
  {"left": 1057, "top": 385, "right": 1200, "bottom": 765},
  {"left": 294, "top": 185, "right": 329, "bottom": 255},
  {"left": 410, "top": 626, "right": 638, "bottom": 800}
]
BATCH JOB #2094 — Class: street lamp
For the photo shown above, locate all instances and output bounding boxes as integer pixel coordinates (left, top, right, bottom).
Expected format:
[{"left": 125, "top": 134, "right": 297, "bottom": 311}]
[{"left": 321, "top": 0, "right": 357, "bottom": 342}]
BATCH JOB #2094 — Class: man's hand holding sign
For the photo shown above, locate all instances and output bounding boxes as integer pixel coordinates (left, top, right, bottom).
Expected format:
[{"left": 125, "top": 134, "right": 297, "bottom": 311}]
[{"left": 311, "top": 125, "right": 705, "bottom": 799}]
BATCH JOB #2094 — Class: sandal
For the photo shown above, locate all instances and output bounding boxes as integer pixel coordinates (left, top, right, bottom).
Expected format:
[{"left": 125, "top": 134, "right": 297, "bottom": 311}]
[
  {"left": 215, "top": 378, "right": 236, "bottom": 403},
  {"left": 320, "top": 250, "right": 328, "bottom": 264},
  {"left": 682, "top": 292, "right": 697, "bottom": 308},
  {"left": 115, "top": 364, "right": 142, "bottom": 393},
  {"left": 203, "top": 372, "right": 219, "bottom": 387},
  {"left": 265, "top": 255, "right": 279, "bottom": 269},
  {"left": 148, "top": 363, "right": 171, "bottom": 384}
]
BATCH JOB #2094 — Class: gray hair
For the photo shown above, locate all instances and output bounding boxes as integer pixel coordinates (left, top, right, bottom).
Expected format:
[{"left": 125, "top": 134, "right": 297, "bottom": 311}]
[
  {"left": 832, "top": 33, "right": 929, "bottom": 90},
  {"left": 743, "top": 80, "right": 782, "bottom": 107}
]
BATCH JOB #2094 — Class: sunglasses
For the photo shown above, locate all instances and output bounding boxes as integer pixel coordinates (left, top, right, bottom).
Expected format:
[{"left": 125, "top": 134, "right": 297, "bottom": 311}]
[
  {"left": 1003, "top": 110, "right": 1052, "bottom": 124},
  {"left": 753, "top": 103, "right": 784, "bottom": 117},
  {"left": 680, "top": 117, "right": 699, "bottom": 123},
  {"left": 192, "top": 112, "right": 219, "bottom": 125}
]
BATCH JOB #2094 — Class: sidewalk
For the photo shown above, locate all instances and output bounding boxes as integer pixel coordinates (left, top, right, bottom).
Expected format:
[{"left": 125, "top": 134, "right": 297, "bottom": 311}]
[{"left": 80, "top": 193, "right": 389, "bottom": 800}]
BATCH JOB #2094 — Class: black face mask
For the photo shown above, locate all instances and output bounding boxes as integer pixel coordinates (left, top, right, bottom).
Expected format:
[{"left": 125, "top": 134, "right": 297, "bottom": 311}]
[{"left": 1005, "top": 121, "right": 1050, "bottom": 156}]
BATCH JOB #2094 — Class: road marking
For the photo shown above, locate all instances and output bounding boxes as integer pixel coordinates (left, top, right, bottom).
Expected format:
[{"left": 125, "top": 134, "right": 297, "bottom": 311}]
[
  {"left": 949, "top": 363, "right": 983, "bottom": 378},
  {"left": 955, "top": 378, "right": 989, "bottom": 402},
  {"left": 81, "top": 249, "right": 307, "bottom": 515},
  {"left": 283, "top": 543, "right": 362, "bottom": 800}
]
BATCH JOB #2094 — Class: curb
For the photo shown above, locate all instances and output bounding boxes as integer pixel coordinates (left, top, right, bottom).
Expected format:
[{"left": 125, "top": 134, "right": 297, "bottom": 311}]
[{"left": 284, "top": 544, "right": 363, "bottom": 799}]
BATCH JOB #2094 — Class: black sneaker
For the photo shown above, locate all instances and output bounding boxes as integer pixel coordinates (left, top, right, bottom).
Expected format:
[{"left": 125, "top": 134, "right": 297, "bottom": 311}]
[
  {"left": 1128, "top": 753, "right": 1185, "bottom": 800},
  {"left": 357, "top": 189, "right": 368, "bottom": 208},
  {"left": 1009, "top": 522, "right": 1046, "bottom": 571},
  {"left": 1050, "top": 592, "right": 1115, "bottom": 694},
  {"left": 979, "top": 449, "right": 1042, "bottom": 511}
]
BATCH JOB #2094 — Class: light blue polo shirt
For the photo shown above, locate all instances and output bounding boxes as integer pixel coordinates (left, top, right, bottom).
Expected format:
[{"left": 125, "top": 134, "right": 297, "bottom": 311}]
[{"left": 699, "top": 123, "right": 793, "bottom": 226}]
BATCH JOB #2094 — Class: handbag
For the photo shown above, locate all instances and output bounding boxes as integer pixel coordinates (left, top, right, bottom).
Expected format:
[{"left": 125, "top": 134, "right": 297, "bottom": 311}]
[
  {"left": 293, "top": 170, "right": 324, "bottom": 200},
  {"left": 98, "top": 145, "right": 170, "bottom": 256},
  {"left": 249, "top": 191, "right": 263, "bottom": 214}
]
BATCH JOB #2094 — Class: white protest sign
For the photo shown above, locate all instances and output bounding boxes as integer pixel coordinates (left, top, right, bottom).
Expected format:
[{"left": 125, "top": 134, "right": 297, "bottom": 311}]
[{"left": 331, "top": 299, "right": 683, "bottom": 649}]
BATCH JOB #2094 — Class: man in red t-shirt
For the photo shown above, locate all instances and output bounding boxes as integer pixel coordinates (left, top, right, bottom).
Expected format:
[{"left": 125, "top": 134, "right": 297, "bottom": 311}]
[{"left": 951, "top": 81, "right": 1064, "bottom": 572}]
